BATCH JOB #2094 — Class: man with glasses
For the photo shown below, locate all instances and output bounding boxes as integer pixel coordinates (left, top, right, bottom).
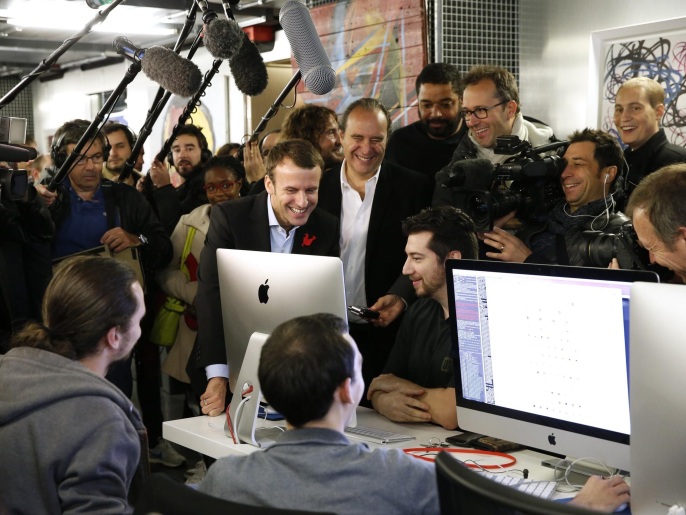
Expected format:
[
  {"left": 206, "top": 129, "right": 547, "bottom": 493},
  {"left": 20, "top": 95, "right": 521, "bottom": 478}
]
[
  {"left": 434, "top": 65, "right": 556, "bottom": 207},
  {"left": 386, "top": 63, "right": 466, "bottom": 188}
]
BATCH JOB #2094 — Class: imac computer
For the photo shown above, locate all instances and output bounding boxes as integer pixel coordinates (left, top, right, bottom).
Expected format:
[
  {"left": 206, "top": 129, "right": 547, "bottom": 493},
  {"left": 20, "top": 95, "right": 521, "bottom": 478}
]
[
  {"left": 630, "top": 282, "right": 686, "bottom": 512},
  {"left": 216, "top": 249, "right": 349, "bottom": 446},
  {"left": 446, "top": 260, "right": 658, "bottom": 472}
]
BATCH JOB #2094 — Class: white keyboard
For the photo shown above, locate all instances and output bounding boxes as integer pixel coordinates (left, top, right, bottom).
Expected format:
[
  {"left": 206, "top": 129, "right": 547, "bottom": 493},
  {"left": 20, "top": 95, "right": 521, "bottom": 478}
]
[
  {"left": 344, "top": 425, "right": 416, "bottom": 444},
  {"left": 482, "top": 473, "right": 557, "bottom": 499}
]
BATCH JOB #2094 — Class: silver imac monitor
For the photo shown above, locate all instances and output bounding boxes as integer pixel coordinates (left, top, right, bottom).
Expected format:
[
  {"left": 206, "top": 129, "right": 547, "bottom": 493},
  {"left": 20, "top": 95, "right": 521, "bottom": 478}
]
[
  {"left": 446, "top": 260, "right": 659, "bottom": 472},
  {"left": 630, "top": 282, "right": 686, "bottom": 512},
  {"left": 216, "top": 249, "right": 348, "bottom": 393}
]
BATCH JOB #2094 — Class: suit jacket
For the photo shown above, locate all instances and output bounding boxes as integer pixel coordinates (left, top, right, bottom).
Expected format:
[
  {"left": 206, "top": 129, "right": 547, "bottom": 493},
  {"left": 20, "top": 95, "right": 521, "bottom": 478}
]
[
  {"left": 193, "top": 191, "right": 340, "bottom": 370},
  {"left": 317, "top": 161, "right": 432, "bottom": 306}
]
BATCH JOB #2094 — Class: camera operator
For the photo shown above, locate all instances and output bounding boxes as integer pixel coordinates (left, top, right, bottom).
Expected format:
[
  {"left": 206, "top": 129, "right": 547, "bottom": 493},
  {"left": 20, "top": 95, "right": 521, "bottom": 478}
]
[
  {"left": 0, "top": 155, "right": 54, "bottom": 352},
  {"left": 625, "top": 163, "right": 686, "bottom": 283},
  {"left": 481, "top": 128, "right": 628, "bottom": 266}
]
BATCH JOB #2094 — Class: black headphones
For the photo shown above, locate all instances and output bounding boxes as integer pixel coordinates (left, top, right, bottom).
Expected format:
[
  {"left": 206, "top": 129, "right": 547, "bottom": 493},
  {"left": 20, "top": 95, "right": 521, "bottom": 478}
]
[
  {"left": 51, "top": 120, "right": 111, "bottom": 168},
  {"left": 166, "top": 126, "right": 212, "bottom": 169}
]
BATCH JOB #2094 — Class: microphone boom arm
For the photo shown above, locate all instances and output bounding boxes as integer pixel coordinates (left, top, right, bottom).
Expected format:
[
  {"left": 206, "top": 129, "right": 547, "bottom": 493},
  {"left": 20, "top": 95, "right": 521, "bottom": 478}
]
[{"left": 0, "top": 0, "right": 127, "bottom": 110}]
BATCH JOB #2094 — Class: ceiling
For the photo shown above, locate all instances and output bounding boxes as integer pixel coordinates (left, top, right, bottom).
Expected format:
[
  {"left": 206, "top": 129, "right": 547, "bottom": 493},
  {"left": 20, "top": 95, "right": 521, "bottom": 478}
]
[{"left": 0, "top": 0, "right": 286, "bottom": 78}]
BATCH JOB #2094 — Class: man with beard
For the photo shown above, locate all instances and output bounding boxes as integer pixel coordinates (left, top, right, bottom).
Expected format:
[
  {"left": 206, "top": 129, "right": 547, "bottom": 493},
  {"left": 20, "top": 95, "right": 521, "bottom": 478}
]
[
  {"left": 386, "top": 63, "right": 466, "bottom": 188},
  {"left": 280, "top": 105, "right": 343, "bottom": 170},
  {"left": 102, "top": 123, "right": 143, "bottom": 187},
  {"left": 368, "top": 206, "right": 477, "bottom": 429},
  {"left": 149, "top": 124, "right": 212, "bottom": 234}
]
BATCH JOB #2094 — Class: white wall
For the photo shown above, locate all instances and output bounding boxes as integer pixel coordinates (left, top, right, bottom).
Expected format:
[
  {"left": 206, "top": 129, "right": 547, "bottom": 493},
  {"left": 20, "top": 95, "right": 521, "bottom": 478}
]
[{"left": 519, "top": 0, "right": 686, "bottom": 138}]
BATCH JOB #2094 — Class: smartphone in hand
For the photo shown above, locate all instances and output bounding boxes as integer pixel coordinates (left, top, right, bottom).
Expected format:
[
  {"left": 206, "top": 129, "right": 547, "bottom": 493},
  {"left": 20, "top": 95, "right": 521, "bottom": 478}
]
[{"left": 348, "top": 305, "right": 380, "bottom": 320}]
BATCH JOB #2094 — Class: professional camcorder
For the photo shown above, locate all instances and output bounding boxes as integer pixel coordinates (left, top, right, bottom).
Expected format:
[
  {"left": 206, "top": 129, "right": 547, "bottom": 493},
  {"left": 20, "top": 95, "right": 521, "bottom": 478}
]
[
  {"left": 471, "top": 136, "right": 568, "bottom": 231},
  {"left": 0, "top": 116, "right": 34, "bottom": 204}
]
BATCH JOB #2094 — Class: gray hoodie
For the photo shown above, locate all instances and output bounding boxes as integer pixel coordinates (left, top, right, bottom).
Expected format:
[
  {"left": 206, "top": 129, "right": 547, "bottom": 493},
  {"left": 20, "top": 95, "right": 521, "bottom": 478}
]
[{"left": 0, "top": 347, "right": 144, "bottom": 514}]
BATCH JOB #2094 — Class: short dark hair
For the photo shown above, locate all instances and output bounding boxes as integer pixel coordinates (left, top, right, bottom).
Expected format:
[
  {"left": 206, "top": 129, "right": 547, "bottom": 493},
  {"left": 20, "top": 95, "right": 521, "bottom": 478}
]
[
  {"left": 402, "top": 206, "right": 478, "bottom": 261},
  {"left": 415, "top": 62, "right": 461, "bottom": 96},
  {"left": 567, "top": 128, "right": 623, "bottom": 173},
  {"left": 264, "top": 139, "right": 324, "bottom": 183},
  {"left": 626, "top": 163, "right": 686, "bottom": 249},
  {"left": 201, "top": 155, "right": 246, "bottom": 182},
  {"left": 53, "top": 119, "right": 107, "bottom": 157},
  {"left": 216, "top": 143, "right": 240, "bottom": 157},
  {"left": 11, "top": 256, "right": 139, "bottom": 361},
  {"left": 340, "top": 97, "right": 392, "bottom": 135},
  {"left": 258, "top": 314, "right": 354, "bottom": 427},
  {"left": 102, "top": 122, "right": 136, "bottom": 148},
  {"left": 462, "top": 65, "right": 520, "bottom": 114},
  {"left": 280, "top": 105, "right": 338, "bottom": 151},
  {"left": 175, "top": 124, "right": 209, "bottom": 151}
]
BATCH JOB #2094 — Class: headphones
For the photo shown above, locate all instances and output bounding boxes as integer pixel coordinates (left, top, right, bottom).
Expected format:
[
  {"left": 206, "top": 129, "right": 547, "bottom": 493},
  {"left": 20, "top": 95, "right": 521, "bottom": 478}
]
[
  {"left": 166, "top": 125, "right": 212, "bottom": 169},
  {"left": 51, "top": 120, "right": 111, "bottom": 169}
]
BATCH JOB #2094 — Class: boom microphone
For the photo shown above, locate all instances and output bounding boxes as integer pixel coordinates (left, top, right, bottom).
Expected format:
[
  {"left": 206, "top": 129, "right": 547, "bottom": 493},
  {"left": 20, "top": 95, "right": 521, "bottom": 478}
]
[
  {"left": 229, "top": 32, "right": 269, "bottom": 96},
  {"left": 113, "top": 37, "right": 203, "bottom": 98},
  {"left": 197, "top": 0, "right": 244, "bottom": 60},
  {"left": 279, "top": 0, "right": 336, "bottom": 95}
]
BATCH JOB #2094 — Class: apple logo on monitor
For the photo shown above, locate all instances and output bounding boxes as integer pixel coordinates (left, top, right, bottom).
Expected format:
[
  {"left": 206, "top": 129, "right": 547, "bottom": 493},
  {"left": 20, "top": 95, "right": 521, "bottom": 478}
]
[
  {"left": 258, "top": 279, "right": 269, "bottom": 304},
  {"left": 548, "top": 433, "right": 556, "bottom": 445}
]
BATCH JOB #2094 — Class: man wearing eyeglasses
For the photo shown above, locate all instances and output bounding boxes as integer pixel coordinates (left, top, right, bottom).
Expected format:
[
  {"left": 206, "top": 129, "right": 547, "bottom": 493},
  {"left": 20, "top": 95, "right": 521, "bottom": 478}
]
[
  {"left": 36, "top": 119, "right": 171, "bottom": 266},
  {"left": 385, "top": 63, "right": 466, "bottom": 188},
  {"left": 434, "top": 65, "right": 556, "bottom": 207}
]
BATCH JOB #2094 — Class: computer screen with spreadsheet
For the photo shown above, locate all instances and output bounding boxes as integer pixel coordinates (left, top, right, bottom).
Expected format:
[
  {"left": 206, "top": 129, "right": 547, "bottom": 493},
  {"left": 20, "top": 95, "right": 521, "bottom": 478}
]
[{"left": 446, "top": 260, "right": 658, "bottom": 472}]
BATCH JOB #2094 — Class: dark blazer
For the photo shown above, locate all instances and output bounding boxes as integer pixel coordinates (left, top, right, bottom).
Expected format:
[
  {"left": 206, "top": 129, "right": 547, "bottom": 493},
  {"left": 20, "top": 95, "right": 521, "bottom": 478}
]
[
  {"left": 193, "top": 191, "right": 340, "bottom": 369},
  {"left": 317, "top": 161, "right": 432, "bottom": 306}
]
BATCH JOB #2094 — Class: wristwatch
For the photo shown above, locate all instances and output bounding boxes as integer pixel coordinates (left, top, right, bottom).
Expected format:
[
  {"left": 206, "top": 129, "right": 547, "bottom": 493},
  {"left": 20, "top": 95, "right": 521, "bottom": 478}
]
[{"left": 138, "top": 234, "right": 149, "bottom": 246}]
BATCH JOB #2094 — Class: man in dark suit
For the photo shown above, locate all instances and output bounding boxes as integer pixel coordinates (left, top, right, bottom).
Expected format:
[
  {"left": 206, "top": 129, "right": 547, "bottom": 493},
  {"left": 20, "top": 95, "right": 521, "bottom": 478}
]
[
  {"left": 317, "top": 98, "right": 432, "bottom": 392},
  {"left": 192, "top": 139, "right": 340, "bottom": 415}
]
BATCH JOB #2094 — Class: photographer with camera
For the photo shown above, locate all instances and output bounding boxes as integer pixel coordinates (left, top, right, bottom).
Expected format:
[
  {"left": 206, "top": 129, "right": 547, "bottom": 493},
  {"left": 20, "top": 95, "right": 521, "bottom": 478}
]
[
  {"left": 481, "top": 128, "right": 630, "bottom": 267},
  {"left": 626, "top": 164, "right": 686, "bottom": 283},
  {"left": 433, "top": 65, "right": 556, "bottom": 207}
]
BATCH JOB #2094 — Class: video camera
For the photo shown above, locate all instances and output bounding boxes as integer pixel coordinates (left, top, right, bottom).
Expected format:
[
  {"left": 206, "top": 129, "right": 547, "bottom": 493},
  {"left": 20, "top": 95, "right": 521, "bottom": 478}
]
[
  {"left": 0, "top": 117, "right": 35, "bottom": 204},
  {"left": 578, "top": 222, "right": 651, "bottom": 271},
  {"left": 445, "top": 136, "right": 569, "bottom": 231}
]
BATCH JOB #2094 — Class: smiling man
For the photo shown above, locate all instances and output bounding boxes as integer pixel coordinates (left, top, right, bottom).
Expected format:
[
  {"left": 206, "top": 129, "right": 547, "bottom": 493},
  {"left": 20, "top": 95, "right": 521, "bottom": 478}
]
[
  {"left": 613, "top": 77, "right": 686, "bottom": 201},
  {"left": 386, "top": 63, "right": 466, "bottom": 187},
  {"left": 369, "top": 206, "right": 477, "bottom": 429},
  {"left": 480, "top": 128, "right": 630, "bottom": 267},
  {"left": 317, "top": 98, "right": 432, "bottom": 394},
  {"left": 192, "top": 139, "right": 340, "bottom": 414},
  {"left": 626, "top": 164, "right": 686, "bottom": 283},
  {"left": 434, "top": 65, "right": 557, "bottom": 207}
]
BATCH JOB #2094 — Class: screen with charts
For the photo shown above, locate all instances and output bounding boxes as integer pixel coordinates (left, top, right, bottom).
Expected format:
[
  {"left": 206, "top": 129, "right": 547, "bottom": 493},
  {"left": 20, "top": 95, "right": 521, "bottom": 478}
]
[{"left": 446, "top": 260, "right": 659, "bottom": 470}]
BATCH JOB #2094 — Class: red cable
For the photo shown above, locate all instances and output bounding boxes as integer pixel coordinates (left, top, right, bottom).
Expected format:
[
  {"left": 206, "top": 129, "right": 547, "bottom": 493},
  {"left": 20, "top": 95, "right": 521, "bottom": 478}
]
[{"left": 403, "top": 447, "right": 517, "bottom": 468}]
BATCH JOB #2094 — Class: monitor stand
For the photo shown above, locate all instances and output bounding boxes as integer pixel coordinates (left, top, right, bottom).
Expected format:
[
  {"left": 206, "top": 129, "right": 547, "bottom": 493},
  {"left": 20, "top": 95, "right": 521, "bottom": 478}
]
[{"left": 225, "top": 332, "right": 277, "bottom": 448}]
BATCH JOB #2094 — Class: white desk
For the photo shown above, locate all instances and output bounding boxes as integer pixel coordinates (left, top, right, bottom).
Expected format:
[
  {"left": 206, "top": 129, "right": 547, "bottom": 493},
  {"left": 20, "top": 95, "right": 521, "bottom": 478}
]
[{"left": 163, "top": 407, "right": 559, "bottom": 485}]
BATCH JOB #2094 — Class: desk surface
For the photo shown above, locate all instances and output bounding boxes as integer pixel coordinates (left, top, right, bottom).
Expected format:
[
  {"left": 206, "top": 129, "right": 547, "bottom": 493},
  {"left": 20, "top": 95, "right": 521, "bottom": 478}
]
[{"left": 163, "top": 407, "right": 561, "bottom": 486}]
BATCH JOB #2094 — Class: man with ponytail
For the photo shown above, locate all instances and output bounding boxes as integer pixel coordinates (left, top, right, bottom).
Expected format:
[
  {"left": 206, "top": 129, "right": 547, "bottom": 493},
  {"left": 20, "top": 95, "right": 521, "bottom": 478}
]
[{"left": 0, "top": 255, "right": 147, "bottom": 514}]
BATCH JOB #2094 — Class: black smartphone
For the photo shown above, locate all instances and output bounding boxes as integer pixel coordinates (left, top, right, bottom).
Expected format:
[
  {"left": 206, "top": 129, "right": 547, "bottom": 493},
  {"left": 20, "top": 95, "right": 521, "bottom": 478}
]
[
  {"left": 348, "top": 305, "right": 380, "bottom": 320},
  {"left": 445, "top": 431, "right": 486, "bottom": 447}
]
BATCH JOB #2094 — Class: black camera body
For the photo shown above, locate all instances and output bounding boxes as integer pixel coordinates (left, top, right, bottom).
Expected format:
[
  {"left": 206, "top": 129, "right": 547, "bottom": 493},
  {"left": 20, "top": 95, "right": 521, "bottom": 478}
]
[
  {"left": 465, "top": 136, "right": 569, "bottom": 232},
  {"left": 578, "top": 222, "right": 649, "bottom": 271}
]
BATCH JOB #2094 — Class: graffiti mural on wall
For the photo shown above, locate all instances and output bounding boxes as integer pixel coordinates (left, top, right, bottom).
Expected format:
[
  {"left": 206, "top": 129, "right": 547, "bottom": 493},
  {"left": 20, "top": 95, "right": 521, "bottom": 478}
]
[
  {"left": 602, "top": 37, "right": 686, "bottom": 146},
  {"left": 301, "top": 0, "right": 426, "bottom": 128}
]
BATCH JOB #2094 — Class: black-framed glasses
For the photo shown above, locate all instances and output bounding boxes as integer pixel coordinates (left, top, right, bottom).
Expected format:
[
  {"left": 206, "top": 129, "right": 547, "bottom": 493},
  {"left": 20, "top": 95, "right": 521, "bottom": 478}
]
[
  {"left": 73, "top": 152, "right": 104, "bottom": 167},
  {"left": 459, "top": 100, "right": 510, "bottom": 120},
  {"left": 203, "top": 180, "right": 240, "bottom": 193}
]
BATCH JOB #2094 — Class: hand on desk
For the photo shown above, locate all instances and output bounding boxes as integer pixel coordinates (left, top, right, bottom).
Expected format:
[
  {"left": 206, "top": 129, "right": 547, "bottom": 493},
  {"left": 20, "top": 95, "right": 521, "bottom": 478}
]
[
  {"left": 569, "top": 475, "right": 630, "bottom": 513},
  {"left": 368, "top": 374, "right": 431, "bottom": 423},
  {"left": 201, "top": 377, "right": 227, "bottom": 417}
]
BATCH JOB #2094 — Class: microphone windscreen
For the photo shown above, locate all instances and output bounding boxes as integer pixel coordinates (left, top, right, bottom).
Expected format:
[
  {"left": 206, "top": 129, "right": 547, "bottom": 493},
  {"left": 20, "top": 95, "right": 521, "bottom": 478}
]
[
  {"left": 0, "top": 143, "right": 38, "bottom": 162},
  {"left": 229, "top": 32, "right": 268, "bottom": 96},
  {"left": 141, "top": 46, "right": 203, "bottom": 98},
  {"left": 204, "top": 17, "right": 244, "bottom": 60},
  {"left": 279, "top": 0, "right": 336, "bottom": 95},
  {"left": 447, "top": 158, "right": 494, "bottom": 190}
]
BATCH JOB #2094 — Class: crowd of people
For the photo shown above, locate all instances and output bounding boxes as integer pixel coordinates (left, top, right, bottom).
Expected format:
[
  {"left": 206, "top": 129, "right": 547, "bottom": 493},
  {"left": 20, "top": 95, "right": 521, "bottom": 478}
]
[{"left": 1, "top": 61, "right": 685, "bottom": 514}]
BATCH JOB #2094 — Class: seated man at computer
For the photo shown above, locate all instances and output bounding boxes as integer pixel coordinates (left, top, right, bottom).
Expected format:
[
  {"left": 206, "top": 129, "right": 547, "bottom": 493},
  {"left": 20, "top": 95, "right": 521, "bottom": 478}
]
[
  {"left": 192, "top": 140, "right": 340, "bottom": 415},
  {"left": 368, "top": 206, "right": 478, "bottom": 430},
  {"left": 198, "top": 313, "right": 629, "bottom": 513}
]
